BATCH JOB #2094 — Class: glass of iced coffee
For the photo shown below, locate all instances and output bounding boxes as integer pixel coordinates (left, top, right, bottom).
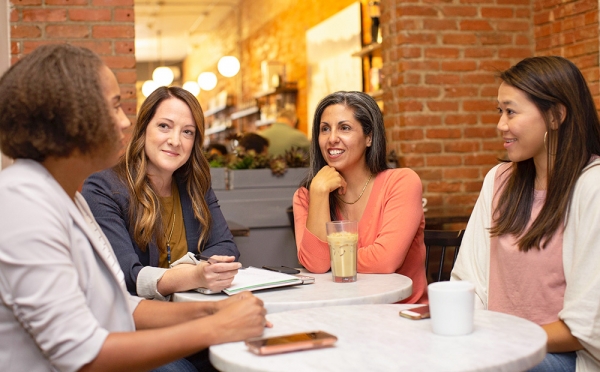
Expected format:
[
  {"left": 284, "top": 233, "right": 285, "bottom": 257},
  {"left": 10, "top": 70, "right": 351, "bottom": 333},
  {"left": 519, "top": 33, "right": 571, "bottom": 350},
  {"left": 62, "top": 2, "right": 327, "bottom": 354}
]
[{"left": 326, "top": 220, "right": 358, "bottom": 283}]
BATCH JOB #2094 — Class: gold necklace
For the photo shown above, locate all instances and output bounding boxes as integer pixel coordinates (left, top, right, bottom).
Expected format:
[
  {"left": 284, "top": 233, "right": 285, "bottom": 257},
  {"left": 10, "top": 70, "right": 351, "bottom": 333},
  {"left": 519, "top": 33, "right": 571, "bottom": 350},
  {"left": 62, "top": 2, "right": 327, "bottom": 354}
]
[{"left": 340, "top": 173, "right": 373, "bottom": 205}]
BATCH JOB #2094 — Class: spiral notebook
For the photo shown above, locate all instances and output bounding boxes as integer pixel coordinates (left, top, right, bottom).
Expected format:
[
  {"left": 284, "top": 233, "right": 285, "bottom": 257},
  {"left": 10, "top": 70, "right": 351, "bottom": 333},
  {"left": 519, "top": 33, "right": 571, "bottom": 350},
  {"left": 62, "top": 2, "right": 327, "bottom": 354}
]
[{"left": 222, "top": 266, "right": 303, "bottom": 295}]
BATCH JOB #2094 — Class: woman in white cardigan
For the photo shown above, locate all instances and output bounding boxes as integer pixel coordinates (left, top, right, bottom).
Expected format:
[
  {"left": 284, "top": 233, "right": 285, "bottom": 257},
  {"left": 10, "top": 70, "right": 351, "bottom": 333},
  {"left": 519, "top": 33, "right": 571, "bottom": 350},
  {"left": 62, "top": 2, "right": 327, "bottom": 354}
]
[
  {"left": 0, "top": 44, "right": 267, "bottom": 372},
  {"left": 452, "top": 56, "right": 600, "bottom": 372}
]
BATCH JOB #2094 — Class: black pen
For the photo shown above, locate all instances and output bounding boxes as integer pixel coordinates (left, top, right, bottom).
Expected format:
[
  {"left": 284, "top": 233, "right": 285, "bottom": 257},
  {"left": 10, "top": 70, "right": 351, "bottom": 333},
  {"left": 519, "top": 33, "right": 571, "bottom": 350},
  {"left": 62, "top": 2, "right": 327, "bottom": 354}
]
[{"left": 195, "top": 254, "right": 244, "bottom": 268}]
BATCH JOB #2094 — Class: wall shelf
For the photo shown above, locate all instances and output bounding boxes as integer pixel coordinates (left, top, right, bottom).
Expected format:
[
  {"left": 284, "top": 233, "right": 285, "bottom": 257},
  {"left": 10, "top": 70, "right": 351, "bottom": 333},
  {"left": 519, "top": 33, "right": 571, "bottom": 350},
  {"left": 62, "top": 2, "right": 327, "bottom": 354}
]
[{"left": 352, "top": 42, "right": 381, "bottom": 57}]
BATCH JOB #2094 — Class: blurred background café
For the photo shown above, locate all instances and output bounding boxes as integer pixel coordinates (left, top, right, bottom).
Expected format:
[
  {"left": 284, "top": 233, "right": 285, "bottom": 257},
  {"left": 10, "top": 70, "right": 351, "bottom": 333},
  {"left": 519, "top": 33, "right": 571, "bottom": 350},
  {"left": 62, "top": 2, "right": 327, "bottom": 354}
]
[{"left": 1, "top": 0, "right": 597, "bottom": 271}]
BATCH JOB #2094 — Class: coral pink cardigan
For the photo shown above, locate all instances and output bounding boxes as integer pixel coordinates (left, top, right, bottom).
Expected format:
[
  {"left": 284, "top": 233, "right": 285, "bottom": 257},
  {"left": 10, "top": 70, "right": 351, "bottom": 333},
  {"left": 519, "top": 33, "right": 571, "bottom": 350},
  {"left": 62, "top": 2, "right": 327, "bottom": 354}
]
[{"left": 293, "top": 168, "right": 428, "bottom": 304}]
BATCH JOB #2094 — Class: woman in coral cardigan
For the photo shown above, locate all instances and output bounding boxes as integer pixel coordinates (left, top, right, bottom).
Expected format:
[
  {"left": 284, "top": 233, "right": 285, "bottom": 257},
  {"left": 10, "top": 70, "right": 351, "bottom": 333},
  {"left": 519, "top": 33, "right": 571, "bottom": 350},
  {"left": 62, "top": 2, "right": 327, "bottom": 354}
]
[{"left": 293, "top": 91, "right": 427, "bottom": 304}]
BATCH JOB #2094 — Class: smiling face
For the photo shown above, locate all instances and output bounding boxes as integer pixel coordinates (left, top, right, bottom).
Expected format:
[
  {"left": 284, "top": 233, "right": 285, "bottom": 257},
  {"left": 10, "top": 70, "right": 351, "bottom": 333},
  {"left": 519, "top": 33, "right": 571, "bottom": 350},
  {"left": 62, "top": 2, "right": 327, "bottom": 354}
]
[
  {"left": 144, "top": 97, "right": 197, "bottom": 181},
  {"left": 497, "top": 82, "right": 548, "bottom": 167},
  {"left": 318, "top": 104, "right": 372, "bottom": 175}
]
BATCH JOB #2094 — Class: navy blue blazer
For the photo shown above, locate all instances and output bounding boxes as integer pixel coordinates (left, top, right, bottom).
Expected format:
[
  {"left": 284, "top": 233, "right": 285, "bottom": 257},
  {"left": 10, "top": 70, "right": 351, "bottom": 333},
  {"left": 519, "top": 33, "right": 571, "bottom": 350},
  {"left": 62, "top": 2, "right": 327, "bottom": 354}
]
[{"left": 82, "top": 168, "right": 239, "bottom": 295}]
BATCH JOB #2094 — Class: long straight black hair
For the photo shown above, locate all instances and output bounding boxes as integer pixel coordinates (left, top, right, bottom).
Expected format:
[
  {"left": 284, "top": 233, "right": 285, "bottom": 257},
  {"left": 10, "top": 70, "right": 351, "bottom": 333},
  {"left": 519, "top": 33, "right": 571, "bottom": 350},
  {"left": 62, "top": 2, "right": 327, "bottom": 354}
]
[
  {"left": 301, "top": 91, "right": 389, "bottom": 221},
  {"left": 491, "top": 56, "right": 600, "bottom": 251}
]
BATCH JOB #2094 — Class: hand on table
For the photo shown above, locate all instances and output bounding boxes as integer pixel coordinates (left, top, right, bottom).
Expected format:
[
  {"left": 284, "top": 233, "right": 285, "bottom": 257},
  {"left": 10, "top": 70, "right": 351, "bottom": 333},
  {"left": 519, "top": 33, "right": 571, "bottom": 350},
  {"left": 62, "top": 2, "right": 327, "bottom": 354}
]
[
  {"left": 212, "top": 292, "right": 271, "bottom": 343},
  {"left": 197, "top": 255, "right": 241, "bottom": 292}
]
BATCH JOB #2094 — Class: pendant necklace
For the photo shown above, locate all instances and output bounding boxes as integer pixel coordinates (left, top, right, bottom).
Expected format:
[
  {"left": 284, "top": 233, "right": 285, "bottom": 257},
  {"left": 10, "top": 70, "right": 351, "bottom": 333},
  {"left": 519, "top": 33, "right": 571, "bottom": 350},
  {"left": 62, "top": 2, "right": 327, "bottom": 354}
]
[
  {"left": 340, "top": 173, "right": 373, "bottom": 205},
  {"left": 165, "top": 212, "right": 175, "bottom": 265}
]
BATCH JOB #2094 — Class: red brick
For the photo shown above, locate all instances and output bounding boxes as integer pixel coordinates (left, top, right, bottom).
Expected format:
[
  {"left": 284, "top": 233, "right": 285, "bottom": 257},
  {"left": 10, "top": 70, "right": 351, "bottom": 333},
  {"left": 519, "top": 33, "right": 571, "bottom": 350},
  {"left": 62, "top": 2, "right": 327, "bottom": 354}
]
[
  {"left": 393, "top": 128, "right": 424, "bottom": 140},
  {"left": 425, "top": 74, "right": 461, "bottom": 84},
  {"left": 426, "top": 128, "right": 462, "bottom": 138},
  {"left": 102, "top": 55, "right": 136, "bottom": 69},
  {"left": 445, "top": 87, "right": 478, "bottom": 98},
  {"left": 419, "top": 169, "right": 443, "bottom": 180},
  {"left": 11, "top": 0, "right": 42, "bottom": 5},
  {"left": 10, "top": 7, "right": 19, "bottom": 22},
  {"left": 397, "top": 5, "right": 438, "bottom": 17},
  {"left": 22, "top": 9, "right": 67, "bottom": 22},
  {"left": 427, "top": 101, "right": 459, "bottom": 111},
  {"left": 442, "top": 34, "right": 478, "bottom": 45},
  {"left": 497, "top": 21, "right": 531, "bottom": 31},
  {"left": 481, "top": 7, "right": 514, "bottom": 18},
  {"left": 92, "top": 25, "right": 135, "bottom": 39},
  {"left": 400, "top": 142, "right": 442, "bottom": 154},
  {"left": 464, "top": 48, "right": 495, "bottom": 58},
  {"left": 46, "top": 25, "right": 90, "bottom": 39},
  {"left": 445, "top": 114, "right": 478, "bottom": 125},
  {"left": 404, "top": 115, "right": 442, "bottom": 126},
  {"left": 115, "top": 7, "right": 135, "bottom": 22},
  {"left": 69, "top": 9, "right": 111, "bottom": 22},
  {"left": 423, "top": 19, "right": 458, "bottom": 31},
  {"left": 427, "top": 155, "right": 462, "bottom": 166},
  {"left": 45, "top": 0, "right": 88, "bottom": 4},
  {"left": 442, "top": 6, "right": 478, "bottom": 17},
  {"left": 397, "top": 33, "right": 437, "bottom": 45},
  {"left": 460, "top": 20, "right": 493, "bottom": 31},
  {"left": 445, "top": 141, "right": 480, "bottom": 152},
  {"left": 398, "top": 100, "right": 424, "bottom": 112},
  {"left": 443, "top": 168, "right": 481, "bottom": 179},
  {"left": 71, "top": 40, "right": 112, "bottom": 55},
  {"left": 441, "top": 61, "right": 477, "bottom": 72},
  {"left": 10, "top": 42, "right": 19, "bottom": 54},
  {"left": 462, "top": 73, "right": 497, "bottom": 84},
  {"left": 464, "top": 100, "right": 496, "bottom": 112},
  {"left": 92, "top": 0, "right": 134, "bottom": 5},
  {"left": 445, "top": 194, "right": 479, "bottom": 206},
  {"left": 425, "top": 48, "right": 459, "bottom": 59},
  {"left": 465, "top": 127, "right": 499, "bottom": 138},
  {"left": 464, "top": 154, "right": 499, "bottom": 165},
  {"left": 121, "top": 100, "right": 137, "bottom": 116},
  {"left": 400, "top": 86, "right": 440, "bottom": 98},
  {"left": 115, "top": 41, "right": 135, "bottom": 54},
  {"left": 483, "top": 140, "right": 505, "bottom": 151},
  {"left": 427, "top": 181, "right": 462, "bottom": 193},
  {"left": 481, "top": 34, "right": 513, "bottom": 45},
  {"left": 465, "top": 181, "right": 484, "bottom": 192},
  {"left": 10, "top": 25, "right": 42, "bottom": 38},
  {"left": 401, "top": 155, "right": 425, "bottom": 168}
]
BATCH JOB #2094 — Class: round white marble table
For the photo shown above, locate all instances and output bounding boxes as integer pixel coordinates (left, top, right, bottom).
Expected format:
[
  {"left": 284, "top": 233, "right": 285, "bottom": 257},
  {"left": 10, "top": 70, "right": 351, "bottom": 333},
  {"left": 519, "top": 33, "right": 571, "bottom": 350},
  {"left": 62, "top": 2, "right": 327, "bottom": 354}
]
[
  {"left": 172, "top": 272, "right": 412, "bottom": 314},
  {"left": 210, "top": 304, "right": 547, "bottom": 372}
]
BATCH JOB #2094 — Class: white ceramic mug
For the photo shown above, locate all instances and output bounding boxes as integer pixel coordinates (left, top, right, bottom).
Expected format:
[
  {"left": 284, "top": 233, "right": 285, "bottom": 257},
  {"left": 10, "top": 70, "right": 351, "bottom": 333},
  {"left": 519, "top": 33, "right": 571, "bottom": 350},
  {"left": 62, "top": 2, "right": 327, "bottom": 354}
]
[{"left": 428, "top": 281, "right": 475, "bottom": 336}]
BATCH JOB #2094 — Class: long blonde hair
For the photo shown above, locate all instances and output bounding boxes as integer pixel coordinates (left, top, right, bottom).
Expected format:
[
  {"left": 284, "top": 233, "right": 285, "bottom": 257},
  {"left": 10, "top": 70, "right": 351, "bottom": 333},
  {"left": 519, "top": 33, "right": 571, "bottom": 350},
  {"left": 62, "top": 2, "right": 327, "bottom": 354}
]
[{"left": 116, "top": 86, "right": 212, "bottom": 253}]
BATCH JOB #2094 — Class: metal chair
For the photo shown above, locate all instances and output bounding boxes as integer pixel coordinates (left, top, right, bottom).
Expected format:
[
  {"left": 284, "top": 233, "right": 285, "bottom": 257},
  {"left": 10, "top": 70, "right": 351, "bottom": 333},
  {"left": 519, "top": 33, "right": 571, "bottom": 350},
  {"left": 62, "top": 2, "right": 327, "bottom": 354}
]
[{"left": 424, "top": 229, "right": 465, "bottom": 283}]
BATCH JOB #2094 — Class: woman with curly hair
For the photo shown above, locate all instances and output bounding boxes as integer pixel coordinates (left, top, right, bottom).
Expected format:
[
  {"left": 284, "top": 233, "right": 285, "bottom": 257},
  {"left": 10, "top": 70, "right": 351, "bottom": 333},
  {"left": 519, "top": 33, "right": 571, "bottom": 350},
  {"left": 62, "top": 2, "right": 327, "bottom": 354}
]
[
  {"left": 83, "top": 86, "right": 240, "bottom": 301},
  {"left": 0, "top": 43, "right": 266, "bottom": 372}
]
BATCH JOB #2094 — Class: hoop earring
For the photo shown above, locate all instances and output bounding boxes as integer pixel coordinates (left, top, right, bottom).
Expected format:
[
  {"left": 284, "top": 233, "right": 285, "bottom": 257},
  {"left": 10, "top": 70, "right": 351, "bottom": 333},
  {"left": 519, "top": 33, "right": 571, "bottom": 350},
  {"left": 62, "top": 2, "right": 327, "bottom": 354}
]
[{"left": 544, "top": 130, "right": 558, "bottom": 156}]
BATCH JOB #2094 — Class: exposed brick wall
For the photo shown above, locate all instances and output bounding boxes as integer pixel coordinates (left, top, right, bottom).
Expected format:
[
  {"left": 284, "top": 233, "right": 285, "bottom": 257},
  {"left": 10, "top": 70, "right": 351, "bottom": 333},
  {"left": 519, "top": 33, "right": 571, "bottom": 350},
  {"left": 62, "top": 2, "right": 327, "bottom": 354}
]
[
  {"left": 534, "top": 0, "right": 599, "bottom": 101},
  {"left": 9, "top": 0, "right": 137, "bottom": 121},
  {"left": 380, "top": 0, "right": 535, "bottom": 213}
]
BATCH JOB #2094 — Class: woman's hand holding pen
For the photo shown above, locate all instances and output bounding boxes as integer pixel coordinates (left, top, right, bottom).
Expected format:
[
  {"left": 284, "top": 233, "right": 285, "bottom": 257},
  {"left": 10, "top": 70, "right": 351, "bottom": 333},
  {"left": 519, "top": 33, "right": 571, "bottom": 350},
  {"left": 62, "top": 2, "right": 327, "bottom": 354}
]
[{"left": 196, "top": 255, "right": 241, "bottom": 292}]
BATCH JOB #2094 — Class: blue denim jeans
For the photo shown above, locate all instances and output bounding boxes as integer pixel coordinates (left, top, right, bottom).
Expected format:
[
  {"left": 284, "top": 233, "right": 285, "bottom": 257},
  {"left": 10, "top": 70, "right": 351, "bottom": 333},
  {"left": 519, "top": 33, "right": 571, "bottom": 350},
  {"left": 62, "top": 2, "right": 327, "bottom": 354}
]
[
  {"left": 528, "top": 352, "right": 577, "bottom": 372},
  {"left": 151, "top": 358, "right": 198, "bottom": 372}
]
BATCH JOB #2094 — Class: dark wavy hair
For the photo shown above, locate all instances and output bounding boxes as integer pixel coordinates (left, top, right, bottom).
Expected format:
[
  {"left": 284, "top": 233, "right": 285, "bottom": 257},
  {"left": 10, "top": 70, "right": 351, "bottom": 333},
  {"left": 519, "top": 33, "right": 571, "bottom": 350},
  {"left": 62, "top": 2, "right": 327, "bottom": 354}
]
[
  {"left": 115, "top": 86, "right": 212, "bottom": 253},
  {"left": 0, "top": 44, "right": 118, "bottom": 161},
  {"left": 491, "top": 56, "right": 600, "bottom": 251},
  {"left": 302, "top": 91, "right": 389, "bottom": 220}
]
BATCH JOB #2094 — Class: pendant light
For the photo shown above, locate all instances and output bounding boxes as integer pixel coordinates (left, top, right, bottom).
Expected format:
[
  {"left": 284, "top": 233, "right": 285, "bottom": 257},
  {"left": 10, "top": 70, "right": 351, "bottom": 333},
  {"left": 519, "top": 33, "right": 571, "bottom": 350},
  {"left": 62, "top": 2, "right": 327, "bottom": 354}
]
[
  {"left": 217, "top": 56, "right": 240, "bottom": 77},
  {"left": 197, "top": 72, "right": 217, "bottom": 91}
]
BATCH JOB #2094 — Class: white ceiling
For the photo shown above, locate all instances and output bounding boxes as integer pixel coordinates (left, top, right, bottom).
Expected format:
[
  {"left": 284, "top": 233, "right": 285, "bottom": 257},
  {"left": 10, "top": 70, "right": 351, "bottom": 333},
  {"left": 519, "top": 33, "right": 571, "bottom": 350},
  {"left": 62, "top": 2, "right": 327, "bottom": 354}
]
[{"left": 134, "top": 0, "right": 239, "bottom": 62}]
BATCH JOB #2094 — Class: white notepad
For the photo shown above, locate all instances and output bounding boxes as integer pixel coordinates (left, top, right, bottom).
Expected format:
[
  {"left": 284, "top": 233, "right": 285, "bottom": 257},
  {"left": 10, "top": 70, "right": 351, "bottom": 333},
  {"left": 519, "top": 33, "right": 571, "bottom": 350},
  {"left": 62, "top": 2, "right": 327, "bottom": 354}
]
[{"left": 222, "top": 266, "right": 303, "bottom": 295}]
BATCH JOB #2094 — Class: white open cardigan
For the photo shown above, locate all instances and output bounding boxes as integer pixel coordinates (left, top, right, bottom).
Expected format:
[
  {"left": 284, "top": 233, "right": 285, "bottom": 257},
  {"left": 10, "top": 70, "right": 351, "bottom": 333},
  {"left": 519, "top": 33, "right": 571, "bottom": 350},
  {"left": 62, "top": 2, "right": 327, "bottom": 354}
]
[{"left": 451, "top": 159, "right": 600, "bottom": 371}]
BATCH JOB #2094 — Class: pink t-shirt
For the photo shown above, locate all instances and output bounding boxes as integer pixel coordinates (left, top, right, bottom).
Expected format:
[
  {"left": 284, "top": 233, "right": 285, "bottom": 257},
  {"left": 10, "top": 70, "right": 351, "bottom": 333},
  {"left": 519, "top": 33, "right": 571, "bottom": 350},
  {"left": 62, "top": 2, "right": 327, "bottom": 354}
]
[
  {"left": 488, "top": 164, "right": 566, "bottom": 325},
  {"left": 293, "top": 168, "right": 428, "bottom": 304}
]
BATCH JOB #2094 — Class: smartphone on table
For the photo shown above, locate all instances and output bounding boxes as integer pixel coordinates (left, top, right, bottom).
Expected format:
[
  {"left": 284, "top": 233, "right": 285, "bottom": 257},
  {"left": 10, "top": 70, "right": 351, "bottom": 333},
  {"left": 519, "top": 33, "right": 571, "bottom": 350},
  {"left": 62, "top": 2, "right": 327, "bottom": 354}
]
[
  {"left": 399, "top": 305, "right": 430, "bottom": 320},
  {"left": 245, "top": 331, "right": 337, "bottom": 355}
]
